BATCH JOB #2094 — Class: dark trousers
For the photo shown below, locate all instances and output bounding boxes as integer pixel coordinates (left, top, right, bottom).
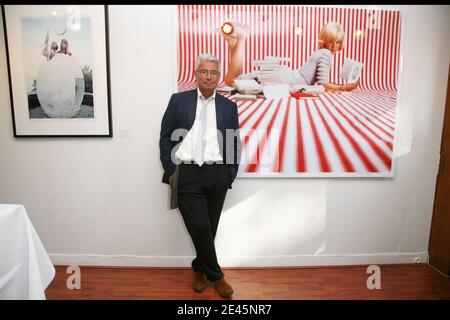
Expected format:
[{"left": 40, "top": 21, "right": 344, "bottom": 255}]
[{"left": 176, "top": 162, "right": 229, "bottom": 282}]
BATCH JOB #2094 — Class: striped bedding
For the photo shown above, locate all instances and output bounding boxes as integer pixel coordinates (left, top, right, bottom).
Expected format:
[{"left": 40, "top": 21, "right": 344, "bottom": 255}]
[{"left": 177, "top": 5, "right": 402, "bottom": 176}]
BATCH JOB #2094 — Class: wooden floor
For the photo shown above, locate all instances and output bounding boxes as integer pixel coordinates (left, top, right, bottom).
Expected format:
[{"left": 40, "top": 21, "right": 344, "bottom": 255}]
[{"left": 45, "top": 264, "right": 450, "bottom": 300}]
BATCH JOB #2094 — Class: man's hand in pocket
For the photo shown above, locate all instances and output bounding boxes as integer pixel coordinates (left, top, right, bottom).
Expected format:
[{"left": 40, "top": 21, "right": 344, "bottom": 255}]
[{"left": 169, "top": 173, "right": 175, "bottom": 185}]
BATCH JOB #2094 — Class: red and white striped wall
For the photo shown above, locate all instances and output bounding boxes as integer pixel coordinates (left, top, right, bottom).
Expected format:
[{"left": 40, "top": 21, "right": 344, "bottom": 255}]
[{"left": 178, "top": 5, "right": 401, "bottom": 92}]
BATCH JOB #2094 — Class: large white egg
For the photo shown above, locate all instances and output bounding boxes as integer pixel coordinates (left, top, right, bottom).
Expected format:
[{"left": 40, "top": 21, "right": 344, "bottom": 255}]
[{"left": 36, "top": 54, "right": 85, "bottom": 118}]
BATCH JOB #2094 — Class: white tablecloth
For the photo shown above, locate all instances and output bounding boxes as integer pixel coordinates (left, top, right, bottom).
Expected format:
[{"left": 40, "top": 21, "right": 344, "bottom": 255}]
[{"left": 0, "top": 204, "right": 55, "bottom": 300}]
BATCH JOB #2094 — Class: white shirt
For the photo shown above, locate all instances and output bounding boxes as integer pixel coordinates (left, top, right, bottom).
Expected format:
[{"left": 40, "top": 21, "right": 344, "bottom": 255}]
[
  {"left": 292, "top": 48, "right": 333, "bottom": 85},
  {"left": 175, "top": 88, "right": 223, "bottom": 163}
]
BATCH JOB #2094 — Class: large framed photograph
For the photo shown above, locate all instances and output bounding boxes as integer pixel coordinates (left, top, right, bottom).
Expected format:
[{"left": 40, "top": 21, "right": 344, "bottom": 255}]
[
  {"left": 176, "top": 5, "right": 403, "bottom": 177},
  {"left": 2, "top": 5, "right": 112, "bottom": 137}
]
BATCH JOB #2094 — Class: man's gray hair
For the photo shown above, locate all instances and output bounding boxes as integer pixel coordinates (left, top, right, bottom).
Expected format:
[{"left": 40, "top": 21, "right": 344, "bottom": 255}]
[{"left": 195, "top": 54, "right": 221, "bottom": 74}]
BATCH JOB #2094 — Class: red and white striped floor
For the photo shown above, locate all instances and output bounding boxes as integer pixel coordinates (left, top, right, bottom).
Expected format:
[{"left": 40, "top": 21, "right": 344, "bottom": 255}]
[{"left": 179, "top": 82, "right": 397, "bottom": 175}]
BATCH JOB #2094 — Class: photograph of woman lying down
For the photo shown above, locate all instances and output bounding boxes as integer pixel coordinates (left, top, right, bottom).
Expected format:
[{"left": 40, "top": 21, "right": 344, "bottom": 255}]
[
  {"left": 220, "top": 21, "right": 359, "bottom": 93},
  {"left": 176, "top": 5, "right": 400, "bottom": 176}
]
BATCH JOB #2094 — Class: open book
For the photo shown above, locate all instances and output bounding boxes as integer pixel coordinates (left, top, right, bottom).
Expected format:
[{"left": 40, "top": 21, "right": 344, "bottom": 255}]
[{"left": 340, "top": 58, "right": 364, "bottom": 83}]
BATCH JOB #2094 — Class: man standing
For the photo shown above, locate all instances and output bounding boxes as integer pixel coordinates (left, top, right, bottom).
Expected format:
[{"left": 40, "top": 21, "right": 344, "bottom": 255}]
[{"left": 159, "top": 54, "right": 241, "bottom": 298}]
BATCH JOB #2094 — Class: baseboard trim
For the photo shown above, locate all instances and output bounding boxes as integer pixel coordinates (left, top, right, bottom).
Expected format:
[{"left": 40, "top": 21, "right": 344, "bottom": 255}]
[{"left": 49, "top": 251, "right": 428, "bottom": 268}]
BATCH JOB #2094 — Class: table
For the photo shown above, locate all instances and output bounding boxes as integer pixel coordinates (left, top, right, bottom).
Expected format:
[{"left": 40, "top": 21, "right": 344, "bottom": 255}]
[{"left": 0, "top": 204, "right": 55, "bottom": 300}]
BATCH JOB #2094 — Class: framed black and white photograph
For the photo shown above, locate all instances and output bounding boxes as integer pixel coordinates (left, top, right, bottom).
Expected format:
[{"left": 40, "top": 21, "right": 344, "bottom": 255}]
[{"left": 1, "top": 5, "right": 112, "bottom": 137}]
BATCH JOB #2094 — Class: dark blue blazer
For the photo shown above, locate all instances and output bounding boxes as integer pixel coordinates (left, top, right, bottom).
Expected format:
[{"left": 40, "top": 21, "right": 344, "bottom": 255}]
[{"left": 159, "top": 89, "right": 241, "bottom": 189}]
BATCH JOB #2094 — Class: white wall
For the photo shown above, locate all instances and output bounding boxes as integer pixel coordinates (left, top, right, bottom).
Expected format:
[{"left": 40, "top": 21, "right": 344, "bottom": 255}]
[{"left": 0, "top": 5, "right": 449, "bottom": 267}]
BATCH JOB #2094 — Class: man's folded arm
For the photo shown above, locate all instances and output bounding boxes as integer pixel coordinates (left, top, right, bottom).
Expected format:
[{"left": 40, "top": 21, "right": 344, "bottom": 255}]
[
  {"left": 159, "top": 94, "right": 177, "bottom": 178},
  {"left": 230, "top": 101, "right": 241, "bottom": 185}
]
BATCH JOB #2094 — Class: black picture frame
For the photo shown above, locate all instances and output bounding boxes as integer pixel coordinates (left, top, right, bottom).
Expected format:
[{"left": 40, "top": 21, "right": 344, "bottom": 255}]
[{"left": 1, "top": 5, "right": 113, "bottom": 138}]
